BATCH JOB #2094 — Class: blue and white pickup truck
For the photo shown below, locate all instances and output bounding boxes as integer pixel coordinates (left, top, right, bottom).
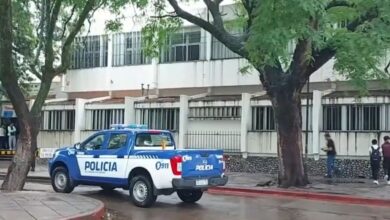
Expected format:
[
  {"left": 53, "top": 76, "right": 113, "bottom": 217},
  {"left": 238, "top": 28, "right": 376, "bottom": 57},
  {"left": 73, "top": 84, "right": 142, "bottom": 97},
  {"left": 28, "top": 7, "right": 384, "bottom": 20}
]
[{"left": 48, "top": 124, "right": 228, "bottom": 207}]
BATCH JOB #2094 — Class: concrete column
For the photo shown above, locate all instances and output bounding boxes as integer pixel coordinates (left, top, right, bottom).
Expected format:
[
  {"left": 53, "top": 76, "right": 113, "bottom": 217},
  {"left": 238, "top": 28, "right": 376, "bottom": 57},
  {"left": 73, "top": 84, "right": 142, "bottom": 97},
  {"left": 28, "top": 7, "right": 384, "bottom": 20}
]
[
  {"left": 124, "top": 97, "right": 136, "bottom": 124},
  {"left": 341, "top": 105, "right": 347, "bottom": 130},
  {"left": 152, "top": 58, "right": 159, "bottom": 96},
  {"left": 380, "top": 103, "right": 387, "bottom": 131},
  {"left": 240, "top": 93, "right": 251, "bottom": 158},
  {"left": 205, "top": 31, "right": 212, "bottom": 61},
  {"left": 74, "top": 98, "right": 86, "bottom": 144},
  {"left": 178, "top": 95, "right": 189, "bottom": 149},
  {"left": 106, "top": 35, "right": 113, "bottom": 67},
  {"left": 312, "top": 90, "right": 322, "bottom": 160}
]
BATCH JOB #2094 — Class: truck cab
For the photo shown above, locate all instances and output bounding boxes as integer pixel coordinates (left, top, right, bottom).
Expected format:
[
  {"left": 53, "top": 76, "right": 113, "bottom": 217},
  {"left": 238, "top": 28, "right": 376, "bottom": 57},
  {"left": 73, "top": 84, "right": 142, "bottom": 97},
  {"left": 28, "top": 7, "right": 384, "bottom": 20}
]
[{"left": 48, "top": 124, "right": 228, "bottom": 207}]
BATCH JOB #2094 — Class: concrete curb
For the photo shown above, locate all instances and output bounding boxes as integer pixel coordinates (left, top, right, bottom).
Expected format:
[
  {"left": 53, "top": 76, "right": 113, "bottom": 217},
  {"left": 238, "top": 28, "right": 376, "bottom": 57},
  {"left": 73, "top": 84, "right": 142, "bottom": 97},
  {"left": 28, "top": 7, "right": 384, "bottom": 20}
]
[
  {"left": 66, "top": 200, "right": 105, "bottom": 220},
  {"left": 0, "top": 172, "right": 50, "bottom": 181},
  {"left": 208, "top": 186, "right": 390, "bottom": 207}
]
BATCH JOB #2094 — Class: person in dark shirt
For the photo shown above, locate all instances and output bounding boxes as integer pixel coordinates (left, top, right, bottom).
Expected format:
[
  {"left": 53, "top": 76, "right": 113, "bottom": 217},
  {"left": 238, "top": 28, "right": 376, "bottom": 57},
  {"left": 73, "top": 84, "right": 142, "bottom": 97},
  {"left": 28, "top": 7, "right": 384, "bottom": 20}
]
[
  {"left": 381, "top": 136, "right": 390, "bottom": 185},
  {"left": 322, "top": 133, "right": 336, "bottom": 178}
]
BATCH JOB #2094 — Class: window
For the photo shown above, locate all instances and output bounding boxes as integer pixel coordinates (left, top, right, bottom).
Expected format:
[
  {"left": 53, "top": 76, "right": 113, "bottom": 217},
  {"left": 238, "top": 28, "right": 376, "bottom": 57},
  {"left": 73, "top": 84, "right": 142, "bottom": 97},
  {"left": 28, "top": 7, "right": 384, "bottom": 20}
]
[
  {"left": 161, "top": 29, "right": 204, "bottom": 62},
  {"left": 135, "top": 108, "right": 179, "bottom": 131},
  {"left": 189, "top": 106, "right": 241, "bottom": 120},
  {"left": 347, "top": 105, "right": 380, "bottom": 131},
  {"left": 112, "top": 32, "right": 151, "bottom": 66},
  {"left": 135, "top": 133, "right": 173, "bottom": 147},
  {"left": 41, "top": 110, "right": 75, "bottom": 131},
  {"left": 85, "top": 109, "right": 124, "bottom": 130},
  {"left": 70, "top": 35, "right": 108, "bottom": 69},
  {"left": 108, "top": 133, "right": 128, "bottom": 150},
  {"left": 82, "top": 134, "right": 105, "bottom": 151},
  {"left": 211, "top": 28, "right": 242, "bottom": 60},
  {"left": 252, "top": 106, "right": 275, "bottom": 131},
  {"left": 323, "top": 105, "right": 342, "bottom": 131}
]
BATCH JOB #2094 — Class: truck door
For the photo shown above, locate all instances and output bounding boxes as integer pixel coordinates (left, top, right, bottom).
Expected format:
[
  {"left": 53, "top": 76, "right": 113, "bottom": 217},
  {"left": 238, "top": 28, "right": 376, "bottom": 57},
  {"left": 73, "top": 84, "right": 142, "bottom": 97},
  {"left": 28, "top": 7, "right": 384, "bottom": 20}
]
[{"left": 76, "top": 132, "right": 109, "bottom": 181}]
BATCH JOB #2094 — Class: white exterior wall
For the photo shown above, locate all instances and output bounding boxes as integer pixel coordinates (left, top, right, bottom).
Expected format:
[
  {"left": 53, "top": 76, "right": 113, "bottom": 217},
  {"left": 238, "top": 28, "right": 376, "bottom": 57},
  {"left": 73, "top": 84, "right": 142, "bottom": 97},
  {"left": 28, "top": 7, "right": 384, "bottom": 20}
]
[
  {"left": 37, "top": 131, "right": 74, "bottom": 148},
  {"left": 65, "top": 54, "right": 335, "bottom": 93},
  {"left": 63, "top": 2, "right": 339, "bottom": 93}
]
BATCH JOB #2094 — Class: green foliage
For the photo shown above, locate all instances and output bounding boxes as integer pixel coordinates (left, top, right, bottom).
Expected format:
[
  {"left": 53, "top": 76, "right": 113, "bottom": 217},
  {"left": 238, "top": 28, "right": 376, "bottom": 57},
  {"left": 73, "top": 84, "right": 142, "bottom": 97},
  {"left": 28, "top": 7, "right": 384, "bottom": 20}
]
[
  {"left": 12, "top": 0, "right": 37, "bottom": 96},
  {"left": 142, "top": 17, "right": 182, "bottom": 57},
  {"left": 246, "top": 0, "right": 328, "bottom": 69}
]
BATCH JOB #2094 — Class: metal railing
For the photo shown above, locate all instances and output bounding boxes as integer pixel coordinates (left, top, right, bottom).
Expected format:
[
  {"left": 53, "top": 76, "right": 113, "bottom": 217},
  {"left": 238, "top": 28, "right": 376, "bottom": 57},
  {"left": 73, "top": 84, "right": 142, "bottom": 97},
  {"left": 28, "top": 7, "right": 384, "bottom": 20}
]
[{"left": 185, "top": 131, "right": 241, "bottom": 153}]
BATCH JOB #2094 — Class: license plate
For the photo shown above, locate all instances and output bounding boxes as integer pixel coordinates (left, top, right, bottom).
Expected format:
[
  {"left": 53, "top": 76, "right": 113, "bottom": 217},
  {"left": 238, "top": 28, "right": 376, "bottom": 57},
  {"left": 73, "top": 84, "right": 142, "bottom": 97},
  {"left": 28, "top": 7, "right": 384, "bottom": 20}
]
[{"left": 196, "top": 179, "right": 208, "bottom": 186}]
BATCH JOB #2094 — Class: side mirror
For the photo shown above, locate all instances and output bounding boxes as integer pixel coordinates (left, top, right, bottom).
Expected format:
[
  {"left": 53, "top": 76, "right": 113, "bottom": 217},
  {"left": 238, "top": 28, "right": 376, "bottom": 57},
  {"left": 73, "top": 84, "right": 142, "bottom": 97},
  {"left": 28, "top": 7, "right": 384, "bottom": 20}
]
[{"left": 73, "top": 142, "right": 81, "bottom": 150}]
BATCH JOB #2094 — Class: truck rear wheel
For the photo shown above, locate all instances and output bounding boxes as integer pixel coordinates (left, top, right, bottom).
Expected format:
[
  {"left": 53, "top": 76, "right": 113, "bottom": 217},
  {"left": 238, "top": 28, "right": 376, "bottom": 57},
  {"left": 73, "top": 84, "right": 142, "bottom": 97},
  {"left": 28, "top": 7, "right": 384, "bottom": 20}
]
[
  {"left": 129, "top": 175, "right": 157, "bottom": 208},
  {"left": 51, "top": 166, "right": 74, "bottom": 193},
  {"left": 177, "top": 189, "right": 203, "bottom": 203}
]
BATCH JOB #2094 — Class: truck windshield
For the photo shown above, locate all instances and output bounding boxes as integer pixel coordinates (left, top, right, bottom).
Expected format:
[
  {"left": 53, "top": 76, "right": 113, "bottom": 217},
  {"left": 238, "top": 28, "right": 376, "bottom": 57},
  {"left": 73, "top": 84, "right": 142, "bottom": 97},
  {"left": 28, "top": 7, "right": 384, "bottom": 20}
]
[{"left": 135, "top": 133, "right": 174, "bottom": 147}]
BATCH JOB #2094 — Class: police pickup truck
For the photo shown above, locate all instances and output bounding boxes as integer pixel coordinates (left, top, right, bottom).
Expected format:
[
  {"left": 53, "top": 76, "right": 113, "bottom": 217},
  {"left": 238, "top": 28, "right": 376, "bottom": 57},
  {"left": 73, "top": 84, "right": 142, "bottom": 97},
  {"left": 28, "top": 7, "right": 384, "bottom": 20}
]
[{"left": 48, "top": 124, "right": 228, "bottom": 207}]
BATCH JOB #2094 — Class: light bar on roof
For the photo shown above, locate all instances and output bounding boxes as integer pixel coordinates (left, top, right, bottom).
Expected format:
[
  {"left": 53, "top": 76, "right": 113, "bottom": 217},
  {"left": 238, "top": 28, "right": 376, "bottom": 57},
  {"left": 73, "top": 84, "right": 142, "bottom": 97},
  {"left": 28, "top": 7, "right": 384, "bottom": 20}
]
[{"left": 110, "top": 124, "right": 148, "bottom": 130}]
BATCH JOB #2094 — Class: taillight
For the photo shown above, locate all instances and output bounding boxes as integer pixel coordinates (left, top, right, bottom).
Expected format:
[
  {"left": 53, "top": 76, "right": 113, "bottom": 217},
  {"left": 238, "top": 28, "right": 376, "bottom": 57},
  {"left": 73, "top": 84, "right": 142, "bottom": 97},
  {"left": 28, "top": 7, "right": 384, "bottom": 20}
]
[
  {"left": 221, "top": 158, "right": 226, "bottom": 172},
  {"left": 170, "top": 156, "right": 182, "bottom": 175}
]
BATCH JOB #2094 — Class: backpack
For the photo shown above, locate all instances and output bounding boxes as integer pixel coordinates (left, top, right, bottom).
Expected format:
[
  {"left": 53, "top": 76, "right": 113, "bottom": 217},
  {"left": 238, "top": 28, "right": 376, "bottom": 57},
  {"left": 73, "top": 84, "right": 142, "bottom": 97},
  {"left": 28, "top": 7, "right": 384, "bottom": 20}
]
[{"left": 371, "top": 146, "right": 381, "bottom": 161}]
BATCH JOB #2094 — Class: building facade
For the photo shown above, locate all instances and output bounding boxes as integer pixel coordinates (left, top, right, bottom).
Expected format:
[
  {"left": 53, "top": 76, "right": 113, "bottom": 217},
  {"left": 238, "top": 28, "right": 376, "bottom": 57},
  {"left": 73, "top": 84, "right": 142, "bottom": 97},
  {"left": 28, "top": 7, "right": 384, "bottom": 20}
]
[{"left": 33, "top": 1, "right": 390, "bottom": 177}]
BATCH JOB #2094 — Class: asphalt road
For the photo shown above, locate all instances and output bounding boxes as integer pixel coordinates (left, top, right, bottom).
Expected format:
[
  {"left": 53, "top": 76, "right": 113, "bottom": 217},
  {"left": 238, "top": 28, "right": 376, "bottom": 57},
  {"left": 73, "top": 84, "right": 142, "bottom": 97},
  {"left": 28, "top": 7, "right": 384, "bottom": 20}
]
[
  {"left": 2, "top": 160, "right": 390, "bottom": 220},
  {"left": 77, "top": 187, "right": 390, "bottom": 220}
]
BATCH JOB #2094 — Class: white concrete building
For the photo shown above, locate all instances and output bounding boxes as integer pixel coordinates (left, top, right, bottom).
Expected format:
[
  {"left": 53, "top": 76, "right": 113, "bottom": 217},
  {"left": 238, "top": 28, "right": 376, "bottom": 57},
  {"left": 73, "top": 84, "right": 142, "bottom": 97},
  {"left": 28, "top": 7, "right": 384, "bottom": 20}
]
[{"left": 11, "top": 1, "right": 390, "bottom": 175}]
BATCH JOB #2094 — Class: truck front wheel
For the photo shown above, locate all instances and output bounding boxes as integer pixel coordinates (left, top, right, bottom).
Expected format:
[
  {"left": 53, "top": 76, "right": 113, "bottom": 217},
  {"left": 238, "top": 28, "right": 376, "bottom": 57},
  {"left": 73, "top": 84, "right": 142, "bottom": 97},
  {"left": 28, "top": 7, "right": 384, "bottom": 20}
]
[
  {"left": 129, "top": 175, "right": 157, "bottom": 208},
  {"left": 51, "top": 166, "right": 74, "bottom": 193},
  {"left": 177, "top": 189, "right": 203, "bottom": 203}
]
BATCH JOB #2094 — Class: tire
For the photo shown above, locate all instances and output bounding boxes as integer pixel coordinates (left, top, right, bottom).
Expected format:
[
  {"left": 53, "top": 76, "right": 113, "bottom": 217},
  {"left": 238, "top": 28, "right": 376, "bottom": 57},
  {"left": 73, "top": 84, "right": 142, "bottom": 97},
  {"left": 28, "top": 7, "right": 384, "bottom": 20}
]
[
  {"left": 129, "top": 175, "right": 157, "bottom": 208},
  {"left": 177, "top": 189, "right": 203, "bottom": 203},
  {"left": 51, "top": 166, "right": 74, "bottom": 193},
  {"left": 101, "top": 186, "right": 116, "bottom": 191}
]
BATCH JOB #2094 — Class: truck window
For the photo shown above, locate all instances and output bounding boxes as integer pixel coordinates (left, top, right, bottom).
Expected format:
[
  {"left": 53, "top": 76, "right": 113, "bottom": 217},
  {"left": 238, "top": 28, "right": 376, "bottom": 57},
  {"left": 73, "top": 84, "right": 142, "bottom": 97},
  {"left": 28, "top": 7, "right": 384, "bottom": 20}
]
[
  {"left": 108, "top": 133, "right": 128, "bottom": 150},
  {"left": 135, "top": 133, "right": 173, "bottom": 147},
  {"left": 81, "top": 134, "right": 105, "bottom": 150}
]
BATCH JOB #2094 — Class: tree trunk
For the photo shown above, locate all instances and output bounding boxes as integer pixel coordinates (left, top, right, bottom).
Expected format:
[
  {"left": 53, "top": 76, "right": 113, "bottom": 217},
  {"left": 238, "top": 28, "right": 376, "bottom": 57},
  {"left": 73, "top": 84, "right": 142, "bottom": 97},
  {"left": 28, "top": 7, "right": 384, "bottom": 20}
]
[
  {"left": 271, "top": 88, "right": 308, "bottom": 188},
  {"left": 0, "top": 0, "right": 36, "bottom": 191},
  {"left": 1, "top": 119, "right": 33, "bottom": 191}
]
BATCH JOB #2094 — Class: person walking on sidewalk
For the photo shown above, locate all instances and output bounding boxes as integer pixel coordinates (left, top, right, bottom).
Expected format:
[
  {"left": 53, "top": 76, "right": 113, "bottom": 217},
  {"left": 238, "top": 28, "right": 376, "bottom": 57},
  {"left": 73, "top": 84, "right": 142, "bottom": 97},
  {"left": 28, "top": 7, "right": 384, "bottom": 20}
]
[
  {"left": 369, "top": 139, "right": 381, "bottom": 185},
  {"left": 381, "top": 136, "right": 390, "bottom": 185},
  {"left": 7, "top": 123, "right": 17, "bottom": 150},
  {"left": 322, "top": 133, "right": 337, "bottom": 178}
]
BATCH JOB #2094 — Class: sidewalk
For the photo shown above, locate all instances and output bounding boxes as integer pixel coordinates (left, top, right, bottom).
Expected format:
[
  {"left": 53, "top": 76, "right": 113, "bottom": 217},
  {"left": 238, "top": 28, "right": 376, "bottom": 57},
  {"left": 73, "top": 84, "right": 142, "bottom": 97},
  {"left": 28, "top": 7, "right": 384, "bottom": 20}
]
[
  {"left": 2, "top": 165, "right": 390, "bottom": 202},
  {"left": 0, "top": 190, "right": 104, "bottom": 220},
  {"left": 226, "top": 172, "right": 390, "bottom": 200}
]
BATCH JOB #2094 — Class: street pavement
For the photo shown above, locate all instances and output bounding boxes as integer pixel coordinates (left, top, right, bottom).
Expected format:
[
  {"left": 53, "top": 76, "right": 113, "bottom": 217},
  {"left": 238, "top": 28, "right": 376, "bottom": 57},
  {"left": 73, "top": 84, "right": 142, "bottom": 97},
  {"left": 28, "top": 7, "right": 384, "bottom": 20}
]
[
  {"left": 2, "top": 161, "right": 390, "bottom": 219},
  {"left": 11, "top": 181, "right": 390, "bottom": 220},
  {"left": 2, "top": 161, "right": 390, "bottom": 200}
]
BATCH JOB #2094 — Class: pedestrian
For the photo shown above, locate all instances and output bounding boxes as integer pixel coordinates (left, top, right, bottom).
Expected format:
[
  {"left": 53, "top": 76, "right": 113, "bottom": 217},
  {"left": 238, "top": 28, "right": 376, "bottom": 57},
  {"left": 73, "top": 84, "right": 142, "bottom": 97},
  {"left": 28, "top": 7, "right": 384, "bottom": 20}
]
[
  {"left": 381, "top": 136, "right": 390, "bottom": 185},
  {"left": 369, "top": 139, "right": 381, "bottom": 185},
  {"left": 7, "top": 123, "right": 17, "bottom": 150},
  {"left": 322, "top": 133, "right": 336, "bottom": 178},
  {"left": 0, "top": 125, "right": 6, "bottom": 149}
]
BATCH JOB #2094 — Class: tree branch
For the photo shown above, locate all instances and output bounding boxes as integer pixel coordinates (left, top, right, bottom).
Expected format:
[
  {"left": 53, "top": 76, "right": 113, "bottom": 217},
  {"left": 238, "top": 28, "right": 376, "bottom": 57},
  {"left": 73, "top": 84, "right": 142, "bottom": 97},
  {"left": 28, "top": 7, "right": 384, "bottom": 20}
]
[
  {"left": 54, "top": 0, "right": 97, "bottom": 75},
  {"left": 385, "top": 60, "right": 390, "bottom": 73},
  {"left": 203, "top": 0, "right": 224, "bottom": 29},
  {"left": 305, "top": 7, "right": 379, "bottom": 77},
  {"left": 29, "top": 64, "right": 42, "bottom": 80},
  {"left": 43, "top": 0, "right": 62, "bottom": 75},
  {"left": 290, "top": 39, "right": 312, "bottom": 80},
  {"left": 167, "top": 0, "right": 246, "bottom": 57},
  {"left": 241, "top": 0, "right": 257, "bottom": 32},
  {"left": 60, "top": 5, "right": 77, "bottom": 40},
  {"left": 150, "top": 13, "right": 178, "bottom": 19}
]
